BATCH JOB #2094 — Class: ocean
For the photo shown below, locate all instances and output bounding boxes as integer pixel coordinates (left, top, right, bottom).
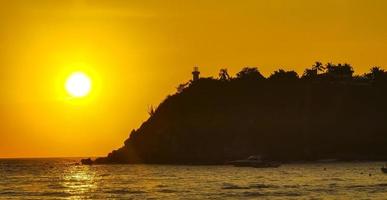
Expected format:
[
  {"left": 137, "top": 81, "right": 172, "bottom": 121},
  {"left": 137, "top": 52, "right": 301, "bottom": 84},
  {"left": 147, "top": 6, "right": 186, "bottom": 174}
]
[{"left": 0, "top": 158, "right": 386, "bottom": 199}]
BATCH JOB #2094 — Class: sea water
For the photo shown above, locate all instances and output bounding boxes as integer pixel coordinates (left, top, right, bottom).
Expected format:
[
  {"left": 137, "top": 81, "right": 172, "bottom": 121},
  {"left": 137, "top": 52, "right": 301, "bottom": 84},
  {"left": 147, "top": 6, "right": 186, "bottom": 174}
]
[{"left": 1, "top": 158, "right": 387, "bottom": 199}]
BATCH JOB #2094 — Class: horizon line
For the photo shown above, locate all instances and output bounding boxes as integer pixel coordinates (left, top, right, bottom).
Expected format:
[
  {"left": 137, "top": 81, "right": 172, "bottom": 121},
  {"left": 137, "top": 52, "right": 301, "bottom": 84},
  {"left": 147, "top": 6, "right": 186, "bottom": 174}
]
[{"left": 0, "top": 155, "right": 102, "bottom": 159}]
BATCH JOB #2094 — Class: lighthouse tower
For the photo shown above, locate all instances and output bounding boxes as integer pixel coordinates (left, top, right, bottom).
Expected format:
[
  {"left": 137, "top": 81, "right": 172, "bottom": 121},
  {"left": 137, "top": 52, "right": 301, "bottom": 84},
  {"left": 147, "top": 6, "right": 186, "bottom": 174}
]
[{"left": 192, "top": 67, "right": 200, "bottom": 81}]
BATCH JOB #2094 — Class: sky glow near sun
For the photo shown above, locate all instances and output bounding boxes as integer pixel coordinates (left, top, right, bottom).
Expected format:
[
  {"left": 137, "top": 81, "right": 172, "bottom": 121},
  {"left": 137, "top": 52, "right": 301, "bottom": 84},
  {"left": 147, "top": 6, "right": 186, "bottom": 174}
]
[{"left": 1, "top": 0, "right": 387, "bottom": 158}]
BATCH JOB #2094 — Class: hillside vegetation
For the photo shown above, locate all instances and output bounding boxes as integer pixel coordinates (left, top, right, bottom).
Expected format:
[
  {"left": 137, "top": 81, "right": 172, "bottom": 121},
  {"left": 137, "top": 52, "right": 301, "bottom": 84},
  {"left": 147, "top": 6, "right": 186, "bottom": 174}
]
[{"left": 94, "top": 62, "right": 387, "bottom": 164}]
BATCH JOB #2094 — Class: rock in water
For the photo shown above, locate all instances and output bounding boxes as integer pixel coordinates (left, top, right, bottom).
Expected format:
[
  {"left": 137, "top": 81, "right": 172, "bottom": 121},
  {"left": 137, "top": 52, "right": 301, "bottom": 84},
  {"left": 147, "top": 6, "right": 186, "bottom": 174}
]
[{"left": 81, "top": 158, "right": 93, "bottom": 165}]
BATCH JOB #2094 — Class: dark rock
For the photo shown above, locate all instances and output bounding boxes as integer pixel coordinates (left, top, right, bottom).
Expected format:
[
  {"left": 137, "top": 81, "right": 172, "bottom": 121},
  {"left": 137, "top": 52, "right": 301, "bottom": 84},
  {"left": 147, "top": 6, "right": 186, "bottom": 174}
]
[{"left": 81, "top": 158, "right": 93, "bottom": 165}]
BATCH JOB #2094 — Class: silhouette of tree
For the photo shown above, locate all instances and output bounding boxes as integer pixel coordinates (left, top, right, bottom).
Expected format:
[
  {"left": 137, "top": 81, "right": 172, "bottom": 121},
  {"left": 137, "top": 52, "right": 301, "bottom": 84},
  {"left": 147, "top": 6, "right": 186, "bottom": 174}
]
[
  {"left": 302, "top": 69, "right": 317, "bottom": 80},
  {"left": 325, "top": 63, "right": 354, "bottom": 80},
  {"left": 219, "top": 68, "right": 230, "bottom": 81},
  {"left": 269, "top": 69, "right": 299, "bottom": 81},
  {"left": 302, "top": 62, "right": 324, "bottom": 80},
  {"left": 352, "top": 75, "right": 368, "bottom": 83},
  {"left": 325, "top": 62, "right": 334, "bottom": 74},
  {"left": 366, "top": 66, "right": 386, "bottom": 82},
  {"left": 236, "top": 67, "right": 265, "bottom": 80},
  {"left": 313, "top": 61, "right": 325, "bottom": 73}
]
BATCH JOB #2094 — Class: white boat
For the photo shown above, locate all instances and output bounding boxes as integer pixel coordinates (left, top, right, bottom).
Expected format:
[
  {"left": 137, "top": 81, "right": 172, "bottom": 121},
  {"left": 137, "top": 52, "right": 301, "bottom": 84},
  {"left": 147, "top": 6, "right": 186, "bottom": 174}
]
[{"left": 228, "top": 155, "right": 281, "bottom": 168}]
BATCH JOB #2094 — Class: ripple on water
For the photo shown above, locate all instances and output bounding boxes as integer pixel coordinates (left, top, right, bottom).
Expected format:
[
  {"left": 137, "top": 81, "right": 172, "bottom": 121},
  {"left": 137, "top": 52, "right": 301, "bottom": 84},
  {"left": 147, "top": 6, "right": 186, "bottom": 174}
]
[
  {"left": 156, "top": 184, "right": 168, "bottom": 188},
  {"left": 269, "top": 191, "right": 303, "bottom": 197},
  {"left": 248, "top": 183, "right": 277, "bottom": 189},
  {"left": 106, "top": 188, "right": 146, "bottom": 194},
  {"left": 157, "top": 189, "right": 178, "bottom": 193},
  {"left": 221, "top": 183, "right": 249, "bottom": 190},
  {"left": 346, "top": 183, "right": 387, "bottom": 193},
  {"left": 47, "top": 183, "right": 67, "bottom": 190},
  {"left": 36, "top": 191, "right": 72, "bottom": 197},
  {"left": 242, "top": 191, "right": 264, "bottom": 197},
  {"left": 1, "top": 159, "right": 387, "bottom": 199}
]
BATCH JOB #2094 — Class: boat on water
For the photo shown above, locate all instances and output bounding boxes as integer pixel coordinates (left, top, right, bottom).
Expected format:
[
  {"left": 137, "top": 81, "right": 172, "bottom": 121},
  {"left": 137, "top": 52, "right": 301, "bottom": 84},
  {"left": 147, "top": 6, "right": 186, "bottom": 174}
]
[{"left": 227, "top": 155, "right": 281, "bottom": 168}]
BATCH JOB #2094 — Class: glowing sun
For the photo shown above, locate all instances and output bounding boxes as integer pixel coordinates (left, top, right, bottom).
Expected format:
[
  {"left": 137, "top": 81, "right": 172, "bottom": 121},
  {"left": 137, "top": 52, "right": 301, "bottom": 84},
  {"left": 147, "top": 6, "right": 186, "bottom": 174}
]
[{"left": 65, "top": 72, "right": 91, "bottom": 97}]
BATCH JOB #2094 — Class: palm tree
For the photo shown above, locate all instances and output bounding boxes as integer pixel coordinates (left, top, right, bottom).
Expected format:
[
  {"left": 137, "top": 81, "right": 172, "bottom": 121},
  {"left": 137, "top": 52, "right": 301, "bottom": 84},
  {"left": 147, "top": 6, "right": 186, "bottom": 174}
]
[
  {"left": 219, "top": 68, "right": 230, "bottom": 81},
  {"left": 312, "top": 61, "right": 325, "bottom": 74},
  {"left": 301, "top": 62, "right": 323, "bottom": 80}
]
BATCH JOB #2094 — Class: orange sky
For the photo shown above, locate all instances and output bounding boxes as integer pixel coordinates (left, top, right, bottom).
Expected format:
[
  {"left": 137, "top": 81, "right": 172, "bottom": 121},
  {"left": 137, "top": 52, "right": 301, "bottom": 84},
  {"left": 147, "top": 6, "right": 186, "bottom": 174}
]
[{"left": 1, "top": 0, "right": 387, "bottom": 158}]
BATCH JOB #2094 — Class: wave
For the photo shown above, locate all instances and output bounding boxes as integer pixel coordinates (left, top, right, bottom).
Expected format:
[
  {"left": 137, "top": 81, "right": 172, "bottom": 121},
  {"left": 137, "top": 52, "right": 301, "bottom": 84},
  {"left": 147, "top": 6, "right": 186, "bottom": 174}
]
[
  {"left": 157, "top": 189, "right": 178, "bottom": 193},
  {"left": 249, "top": 183, "right": 277, "bottom": 189},
  {"left": 36, "top": 191, "right": 72, "bottom": 197},
  {"left": 221, "top": 183, "right": 249, "bottom": 190},
  {"left": 107, "top": 189, "right": 146, "bottom": 194},
  {"left": 242, "top": 191, "right": 264, "bottom": 197}
]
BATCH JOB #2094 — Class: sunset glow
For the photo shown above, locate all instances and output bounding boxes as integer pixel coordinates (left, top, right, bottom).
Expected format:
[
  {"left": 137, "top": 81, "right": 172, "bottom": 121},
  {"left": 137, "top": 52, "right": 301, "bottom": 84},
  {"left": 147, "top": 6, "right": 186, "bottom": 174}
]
[
  {"left": 2, "top": 1, "right": 387, "bottom": 199},
  {"left": 1, "top": 0, "right": 387, "bottom": 158}
]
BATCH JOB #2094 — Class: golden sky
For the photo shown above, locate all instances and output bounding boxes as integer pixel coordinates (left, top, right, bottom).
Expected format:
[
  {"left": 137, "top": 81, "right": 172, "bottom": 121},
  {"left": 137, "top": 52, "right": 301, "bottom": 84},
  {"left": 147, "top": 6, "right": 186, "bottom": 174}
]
[{"left": 1, "top": 0, "right": 387, "bottom": 158}]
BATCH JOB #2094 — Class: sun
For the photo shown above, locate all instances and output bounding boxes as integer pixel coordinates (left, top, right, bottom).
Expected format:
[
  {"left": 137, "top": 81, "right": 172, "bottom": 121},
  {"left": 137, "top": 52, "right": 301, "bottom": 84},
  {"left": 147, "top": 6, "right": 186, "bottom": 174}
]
[{"left": 65, "top": 72, "right": 92, "bottom": 97}]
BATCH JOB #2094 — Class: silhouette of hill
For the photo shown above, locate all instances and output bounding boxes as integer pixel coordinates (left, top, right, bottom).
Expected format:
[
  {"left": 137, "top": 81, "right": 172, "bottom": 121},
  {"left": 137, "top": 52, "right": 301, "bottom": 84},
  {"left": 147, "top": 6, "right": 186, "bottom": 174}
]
[{"left": 93, "top": 62, "right": 387, "bottom": 164}]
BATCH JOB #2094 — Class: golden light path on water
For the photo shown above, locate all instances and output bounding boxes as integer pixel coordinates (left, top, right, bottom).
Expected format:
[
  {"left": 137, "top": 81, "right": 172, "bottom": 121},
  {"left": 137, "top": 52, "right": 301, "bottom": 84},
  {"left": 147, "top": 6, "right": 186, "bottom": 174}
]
[
  {"left": 0, "top": 159, "right": 387, "bottom": 200},
  {"left": 62, "top": 166, "right": 97, "bottom": 199},
  {"left": 1, "top": 159, "right": 387, "bottom": 199}
]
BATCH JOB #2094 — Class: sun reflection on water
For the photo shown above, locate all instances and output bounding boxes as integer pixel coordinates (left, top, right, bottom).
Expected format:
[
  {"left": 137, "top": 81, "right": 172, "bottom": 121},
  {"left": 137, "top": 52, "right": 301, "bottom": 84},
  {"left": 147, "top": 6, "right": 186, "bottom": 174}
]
[{"left": 62, "top": 166, "right": 98, "bottom": 199}]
